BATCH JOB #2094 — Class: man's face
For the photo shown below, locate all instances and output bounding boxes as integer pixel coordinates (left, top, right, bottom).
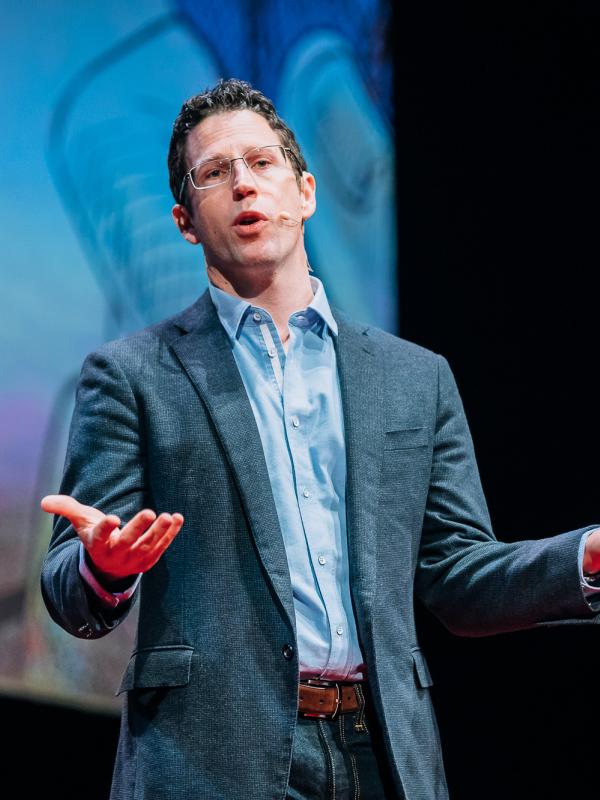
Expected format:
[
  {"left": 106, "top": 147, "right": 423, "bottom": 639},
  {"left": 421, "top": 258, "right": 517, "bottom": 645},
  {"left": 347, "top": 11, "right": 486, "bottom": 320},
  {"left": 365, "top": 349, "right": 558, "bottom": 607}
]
[{"left": 174, "top": 109, "right": 315, "bottom": 278}]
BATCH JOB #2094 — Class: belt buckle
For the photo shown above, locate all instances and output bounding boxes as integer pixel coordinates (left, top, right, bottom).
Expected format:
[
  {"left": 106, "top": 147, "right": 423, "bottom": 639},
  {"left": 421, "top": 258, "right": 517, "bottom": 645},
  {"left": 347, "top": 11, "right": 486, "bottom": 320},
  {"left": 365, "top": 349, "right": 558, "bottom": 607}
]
[{"left": 301, "top": 679, "right": 341, "bottom": 720}]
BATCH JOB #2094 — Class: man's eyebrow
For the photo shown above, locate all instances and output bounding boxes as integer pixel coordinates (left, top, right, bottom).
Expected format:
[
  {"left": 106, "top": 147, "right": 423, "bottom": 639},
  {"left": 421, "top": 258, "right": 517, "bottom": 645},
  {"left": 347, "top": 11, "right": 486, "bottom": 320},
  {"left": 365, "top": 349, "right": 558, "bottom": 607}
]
[
  {"left": 190, "top": 143, "right": 283, "bottom": 169},
  {"left": 190, "top": 152, "right": 230, "bottom": 168}
]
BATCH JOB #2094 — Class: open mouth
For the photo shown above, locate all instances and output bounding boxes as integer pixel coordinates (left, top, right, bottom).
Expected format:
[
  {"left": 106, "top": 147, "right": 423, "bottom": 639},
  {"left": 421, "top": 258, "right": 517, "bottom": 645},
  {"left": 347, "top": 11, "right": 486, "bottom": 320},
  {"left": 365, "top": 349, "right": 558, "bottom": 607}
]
[
  {"left": 233, "top": 212, "right": 268, "bottom": 235},
  {"left": 233, "top": 211, "right": 268, "bottom": 227}
]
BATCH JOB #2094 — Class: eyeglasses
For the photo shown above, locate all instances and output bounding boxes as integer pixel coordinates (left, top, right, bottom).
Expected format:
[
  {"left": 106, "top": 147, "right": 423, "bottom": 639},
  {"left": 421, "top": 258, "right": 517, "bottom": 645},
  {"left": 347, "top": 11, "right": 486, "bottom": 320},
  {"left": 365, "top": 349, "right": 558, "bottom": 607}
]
[{"left": 179, "top": 144, "right": 297, "bottom": 203}]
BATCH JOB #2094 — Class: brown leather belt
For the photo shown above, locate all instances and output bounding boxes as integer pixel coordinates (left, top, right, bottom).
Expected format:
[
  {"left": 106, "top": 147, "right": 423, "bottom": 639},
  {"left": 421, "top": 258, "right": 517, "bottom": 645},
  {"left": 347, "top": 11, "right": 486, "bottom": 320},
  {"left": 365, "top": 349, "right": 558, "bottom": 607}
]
[{"left": 298, "top": 679, "right": 363, "bottom": 719}]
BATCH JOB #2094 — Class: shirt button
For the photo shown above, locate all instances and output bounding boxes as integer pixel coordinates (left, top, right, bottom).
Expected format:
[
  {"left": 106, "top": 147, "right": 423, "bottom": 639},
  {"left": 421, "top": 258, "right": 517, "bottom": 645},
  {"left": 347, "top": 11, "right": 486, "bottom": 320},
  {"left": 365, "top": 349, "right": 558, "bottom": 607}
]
[
  {"left": 291, "top": 415, "right": 300, "bottom": 428},
  {"left": 253, "top": 312, "right": 262, "bottom": 322},
  {"left": 282, "top": 643, "right": 295, "bottom": 661},
  {"left": 318, "top": 555, "right": 326, "bottom": 565},
  {"left": 268, "top": 347, "right": 276, "bottom": 358},
  {"left": 336, "top": 626, "right": 344, "bottom": 636},
  {"left": 302, "top": 489, "right": 311, "bottom": 498}
]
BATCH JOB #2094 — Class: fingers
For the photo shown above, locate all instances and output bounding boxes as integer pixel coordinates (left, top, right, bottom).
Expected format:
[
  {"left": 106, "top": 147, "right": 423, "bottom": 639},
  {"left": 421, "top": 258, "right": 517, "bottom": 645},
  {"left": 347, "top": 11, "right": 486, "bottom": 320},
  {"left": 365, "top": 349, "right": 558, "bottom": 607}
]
[
  {"left": 118, "top": 509, "right": 158, "bottom": 546},
  {"left": 150, "top": 513, "right": 184, "bottom": 554},
  {"left": 95, "top": 511, "right": 184, "bottom": 577},
  {"left": 128, "top": 512, "right": 183, "bottom": 555},
  {"left": 99, "top": 510, "right": 184, "bottom": 575},
  {"left": 84, "top": 508, "right": 155, "bottom": 553},
  {"left": 88, "top": 513, "right": 122, "bottom": 546},
  {"left": 139, "top": 513, "right": 185, "bottom": 571}
]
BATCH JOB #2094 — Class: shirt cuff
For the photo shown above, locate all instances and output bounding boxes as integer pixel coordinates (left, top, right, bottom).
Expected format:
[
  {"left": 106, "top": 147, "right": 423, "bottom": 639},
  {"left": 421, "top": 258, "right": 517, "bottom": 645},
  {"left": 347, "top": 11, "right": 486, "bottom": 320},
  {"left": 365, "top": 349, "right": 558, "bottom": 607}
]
[
  {"left": 578, "top": 529, "right": 600, "bottom": 608},
  {"left": 78, "top": 543, "right": 141, "bottom": 609}
]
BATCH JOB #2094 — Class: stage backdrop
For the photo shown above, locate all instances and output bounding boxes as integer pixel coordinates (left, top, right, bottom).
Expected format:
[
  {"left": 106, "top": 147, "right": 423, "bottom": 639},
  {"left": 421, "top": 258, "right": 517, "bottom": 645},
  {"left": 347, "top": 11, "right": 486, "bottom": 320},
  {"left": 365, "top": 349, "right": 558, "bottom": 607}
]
[{"left": 0, "top": 0, "right": 395, "bottom": 710}]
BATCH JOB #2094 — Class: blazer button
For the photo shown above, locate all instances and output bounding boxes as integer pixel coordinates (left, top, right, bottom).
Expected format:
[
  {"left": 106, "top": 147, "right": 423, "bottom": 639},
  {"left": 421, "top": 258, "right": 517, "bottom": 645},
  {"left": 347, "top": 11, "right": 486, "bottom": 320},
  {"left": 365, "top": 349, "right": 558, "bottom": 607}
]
[{"left": 282, "top": 644, "right": 295, "bottom": 661}]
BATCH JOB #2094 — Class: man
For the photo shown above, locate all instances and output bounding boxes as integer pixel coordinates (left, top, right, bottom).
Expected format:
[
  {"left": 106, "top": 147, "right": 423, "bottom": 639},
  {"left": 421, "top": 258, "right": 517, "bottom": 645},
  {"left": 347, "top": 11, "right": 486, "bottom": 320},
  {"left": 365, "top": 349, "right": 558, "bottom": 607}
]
[{"left": 41, "top": 78, "right": 600, "bottom": 800}]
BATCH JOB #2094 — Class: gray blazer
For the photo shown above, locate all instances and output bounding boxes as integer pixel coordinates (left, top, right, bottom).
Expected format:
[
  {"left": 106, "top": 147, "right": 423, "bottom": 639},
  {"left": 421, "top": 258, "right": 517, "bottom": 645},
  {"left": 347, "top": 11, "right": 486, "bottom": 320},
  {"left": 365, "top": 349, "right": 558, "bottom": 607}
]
[{"left": 41, "top": 291, "right": 598, "bottom": 800}]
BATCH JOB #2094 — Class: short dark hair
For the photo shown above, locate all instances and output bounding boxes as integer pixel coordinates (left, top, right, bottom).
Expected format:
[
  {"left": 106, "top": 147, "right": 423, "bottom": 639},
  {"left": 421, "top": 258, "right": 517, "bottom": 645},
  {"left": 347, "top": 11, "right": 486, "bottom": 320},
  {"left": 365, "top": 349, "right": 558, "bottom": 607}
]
[{"left": 168, "top": 78, "right": 307, "bottom": 205}]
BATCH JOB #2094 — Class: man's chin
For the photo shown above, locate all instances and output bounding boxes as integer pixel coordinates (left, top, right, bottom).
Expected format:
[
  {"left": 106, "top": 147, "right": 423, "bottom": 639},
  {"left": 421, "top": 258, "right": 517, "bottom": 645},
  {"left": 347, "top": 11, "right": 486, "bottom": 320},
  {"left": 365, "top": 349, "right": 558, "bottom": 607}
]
[
  {"left": 207, "top": 257, "right": 279, "bottom": 286},
  {"left": 230, "top": 245, "right": 282, "bottom": 271}
]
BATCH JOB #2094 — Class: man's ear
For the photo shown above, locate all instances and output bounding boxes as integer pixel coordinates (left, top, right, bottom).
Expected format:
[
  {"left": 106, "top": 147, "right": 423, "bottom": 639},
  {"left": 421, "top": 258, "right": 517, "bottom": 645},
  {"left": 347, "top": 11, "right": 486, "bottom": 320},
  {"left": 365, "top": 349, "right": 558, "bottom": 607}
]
[
  {"left": 172, "top": 204, "right": 202, "bottom": 245},
  {"left": 299, "top": 172, "right": 317, "bottom": 222}
]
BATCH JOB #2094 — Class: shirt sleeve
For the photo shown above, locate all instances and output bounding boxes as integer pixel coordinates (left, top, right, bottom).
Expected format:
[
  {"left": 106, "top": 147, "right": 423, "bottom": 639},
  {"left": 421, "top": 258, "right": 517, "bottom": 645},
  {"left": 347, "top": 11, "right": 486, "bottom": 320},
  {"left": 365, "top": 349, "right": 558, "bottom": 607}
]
[{"left": 78, "top": 542, "right": 141, "bottom": 609}]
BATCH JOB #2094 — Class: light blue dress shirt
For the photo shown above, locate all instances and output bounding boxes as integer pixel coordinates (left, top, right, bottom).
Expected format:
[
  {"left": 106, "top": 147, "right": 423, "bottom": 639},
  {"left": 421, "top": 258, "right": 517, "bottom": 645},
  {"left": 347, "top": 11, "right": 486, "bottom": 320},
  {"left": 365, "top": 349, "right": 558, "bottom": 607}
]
[{"left": 207, "top": 276, "right": 366, "bottom": 680}]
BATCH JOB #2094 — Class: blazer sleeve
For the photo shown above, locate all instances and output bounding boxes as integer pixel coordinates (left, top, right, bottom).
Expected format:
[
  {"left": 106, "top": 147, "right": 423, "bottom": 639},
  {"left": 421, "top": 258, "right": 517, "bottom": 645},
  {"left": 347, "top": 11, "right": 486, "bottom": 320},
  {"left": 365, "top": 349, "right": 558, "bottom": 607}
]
[
  {"left": 40, "top": 347, "right": 147, "bottom": 639},
  {"left": 414, "top": 355, "right": 600, "bottom": 636}
]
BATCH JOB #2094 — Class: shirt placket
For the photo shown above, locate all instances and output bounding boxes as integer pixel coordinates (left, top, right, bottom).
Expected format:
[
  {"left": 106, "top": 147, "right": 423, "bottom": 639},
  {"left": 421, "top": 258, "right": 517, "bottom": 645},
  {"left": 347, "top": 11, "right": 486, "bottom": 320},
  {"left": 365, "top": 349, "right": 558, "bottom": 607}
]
[
  {"left": 280, "top": 315, "right": 350, "bottom": 678},
  {"left": 212, "top": 283, "right": 364, "bottom": 680}
]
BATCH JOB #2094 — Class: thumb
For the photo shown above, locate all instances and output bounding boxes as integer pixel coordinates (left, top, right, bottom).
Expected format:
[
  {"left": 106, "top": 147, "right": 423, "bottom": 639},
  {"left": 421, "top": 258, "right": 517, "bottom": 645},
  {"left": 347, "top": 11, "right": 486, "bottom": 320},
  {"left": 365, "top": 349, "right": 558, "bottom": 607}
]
[
  {"left": 41, "top": 494, "right": 87, "bottom": 519},
  {"left": 41, "top": 494, "right": 111, "bottom": 531}
]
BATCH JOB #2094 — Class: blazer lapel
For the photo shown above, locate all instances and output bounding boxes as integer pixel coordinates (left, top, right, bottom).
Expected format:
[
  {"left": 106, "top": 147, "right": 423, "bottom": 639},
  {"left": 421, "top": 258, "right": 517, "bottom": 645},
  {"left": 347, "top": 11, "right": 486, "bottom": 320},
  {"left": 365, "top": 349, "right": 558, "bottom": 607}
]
[
  {"left": 169, "top": 293, "right": 296, "bottom": 634},
  {"left": 335, "top": 316, "right": 384, "bottom": 636}
]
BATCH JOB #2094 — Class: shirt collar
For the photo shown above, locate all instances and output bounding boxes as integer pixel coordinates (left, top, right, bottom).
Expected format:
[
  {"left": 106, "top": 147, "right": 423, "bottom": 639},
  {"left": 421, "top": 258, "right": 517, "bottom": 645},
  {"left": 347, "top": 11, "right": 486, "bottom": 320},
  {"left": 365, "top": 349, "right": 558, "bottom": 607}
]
[
  {"left": 208, "top": 275, "right": 338, "bottom": 341},
  {"left": 309, "top": 276, "right": 338, "bottom": 337},
  {"left": 207, "top": 281, "right": 250, "bottom": 341}
]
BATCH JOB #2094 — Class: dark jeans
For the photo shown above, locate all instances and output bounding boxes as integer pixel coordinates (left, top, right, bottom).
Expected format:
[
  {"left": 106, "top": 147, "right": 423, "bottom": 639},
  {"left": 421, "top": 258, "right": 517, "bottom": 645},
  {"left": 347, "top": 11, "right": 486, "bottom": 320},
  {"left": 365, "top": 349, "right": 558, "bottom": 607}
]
[{"left": 287, "top": 706, "right": 401, "bottom": 800}]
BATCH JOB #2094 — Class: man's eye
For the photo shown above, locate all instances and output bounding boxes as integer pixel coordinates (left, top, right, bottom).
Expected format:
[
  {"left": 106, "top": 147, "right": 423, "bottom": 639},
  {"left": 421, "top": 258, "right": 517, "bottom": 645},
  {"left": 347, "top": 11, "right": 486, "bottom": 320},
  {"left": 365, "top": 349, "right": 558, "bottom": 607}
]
[
  {"left": 194, "top": 162, "right": 228, "bottom": 184},
  {"left": 205, "top": 167, "right": 225, "bottom": 179},
  {"left": 252, "top": 158, "right": 271, "bottom": 170}
]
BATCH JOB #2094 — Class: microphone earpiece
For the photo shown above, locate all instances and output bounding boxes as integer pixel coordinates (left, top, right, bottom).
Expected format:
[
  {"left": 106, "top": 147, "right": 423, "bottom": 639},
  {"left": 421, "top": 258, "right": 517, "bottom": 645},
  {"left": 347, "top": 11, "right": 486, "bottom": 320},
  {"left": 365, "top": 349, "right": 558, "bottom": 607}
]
[{"left": 277, "top": 211, "right": 303, "bottom": 227}]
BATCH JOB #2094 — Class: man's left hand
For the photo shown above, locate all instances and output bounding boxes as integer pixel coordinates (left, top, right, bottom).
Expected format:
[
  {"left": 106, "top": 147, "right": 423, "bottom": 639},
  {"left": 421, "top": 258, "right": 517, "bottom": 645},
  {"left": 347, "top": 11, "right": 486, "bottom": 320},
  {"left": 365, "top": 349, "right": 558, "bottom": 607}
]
[{"left": 582, "top": 529, "right": 600, "bottom": 576}]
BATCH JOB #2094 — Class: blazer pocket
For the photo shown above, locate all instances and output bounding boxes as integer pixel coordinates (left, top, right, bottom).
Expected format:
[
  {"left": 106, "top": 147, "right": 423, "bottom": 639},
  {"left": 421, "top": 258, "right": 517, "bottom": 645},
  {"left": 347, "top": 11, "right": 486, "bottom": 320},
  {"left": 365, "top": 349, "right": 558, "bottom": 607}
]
[
  {"left": 411, "top": 646, "right": 434, "bottom": 689},
  {"left": 116, "top": 645, "right": 195, "bottom": 695},
  {"left": 384, "top": 426, "right": 429, "bottom": 451}
]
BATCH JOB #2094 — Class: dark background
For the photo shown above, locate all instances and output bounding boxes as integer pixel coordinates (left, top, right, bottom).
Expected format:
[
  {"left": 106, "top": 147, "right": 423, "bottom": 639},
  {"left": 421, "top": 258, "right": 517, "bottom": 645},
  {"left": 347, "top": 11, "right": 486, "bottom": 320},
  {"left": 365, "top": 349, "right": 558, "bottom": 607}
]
[
  {"left": 5, "top": 6, "right": 600, "bottom": 798},
  {"left": 395, "top": 6, "right": 600, "bottom": 799}
]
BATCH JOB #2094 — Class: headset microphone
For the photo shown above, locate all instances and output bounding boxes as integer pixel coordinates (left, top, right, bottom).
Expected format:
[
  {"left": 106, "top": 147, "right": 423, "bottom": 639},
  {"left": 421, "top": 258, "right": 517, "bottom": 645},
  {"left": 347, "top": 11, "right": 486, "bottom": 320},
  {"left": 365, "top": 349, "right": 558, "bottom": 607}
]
[
  {"left": 262, "top": 212, "right": 312, "bottom": 270},
  {"left": 276, "top": 211, "right": 303, "bottom": 227}
]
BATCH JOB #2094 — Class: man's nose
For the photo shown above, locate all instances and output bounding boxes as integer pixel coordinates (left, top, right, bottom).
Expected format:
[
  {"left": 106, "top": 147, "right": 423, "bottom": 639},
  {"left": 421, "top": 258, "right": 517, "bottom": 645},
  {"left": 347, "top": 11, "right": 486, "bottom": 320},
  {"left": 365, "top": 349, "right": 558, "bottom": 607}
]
[{"left": 230, "top": 158, "right": 257, "bottom": 197}]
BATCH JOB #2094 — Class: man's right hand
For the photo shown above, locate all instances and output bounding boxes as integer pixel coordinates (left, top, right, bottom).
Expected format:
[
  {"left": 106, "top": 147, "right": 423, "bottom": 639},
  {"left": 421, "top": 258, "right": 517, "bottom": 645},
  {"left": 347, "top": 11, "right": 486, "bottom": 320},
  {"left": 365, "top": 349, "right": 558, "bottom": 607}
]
[{"left": 41, "top": 495, "right": 184, "bottom": 583}]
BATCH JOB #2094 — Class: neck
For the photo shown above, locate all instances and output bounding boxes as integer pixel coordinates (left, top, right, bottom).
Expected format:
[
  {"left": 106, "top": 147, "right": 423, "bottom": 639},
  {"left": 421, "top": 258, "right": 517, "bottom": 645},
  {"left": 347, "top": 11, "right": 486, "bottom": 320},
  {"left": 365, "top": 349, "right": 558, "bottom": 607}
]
[{"left": 207, "top": 262, "right": 314, "bottom": 342}]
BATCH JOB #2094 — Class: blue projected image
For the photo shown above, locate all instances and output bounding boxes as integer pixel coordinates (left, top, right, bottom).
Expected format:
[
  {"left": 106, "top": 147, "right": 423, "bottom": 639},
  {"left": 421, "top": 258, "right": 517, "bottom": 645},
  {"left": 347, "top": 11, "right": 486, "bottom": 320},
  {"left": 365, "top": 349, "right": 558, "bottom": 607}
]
[{"left": 0, "top": 0, "right": 395, "bottom": 708}]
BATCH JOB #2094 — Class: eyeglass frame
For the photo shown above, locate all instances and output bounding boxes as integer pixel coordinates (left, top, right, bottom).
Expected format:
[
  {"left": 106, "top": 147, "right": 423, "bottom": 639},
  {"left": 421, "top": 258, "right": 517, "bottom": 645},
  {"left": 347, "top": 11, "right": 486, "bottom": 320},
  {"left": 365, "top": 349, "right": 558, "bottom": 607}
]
[{"left": 178, "top": 144, "right": 299, "bottom": 204}]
